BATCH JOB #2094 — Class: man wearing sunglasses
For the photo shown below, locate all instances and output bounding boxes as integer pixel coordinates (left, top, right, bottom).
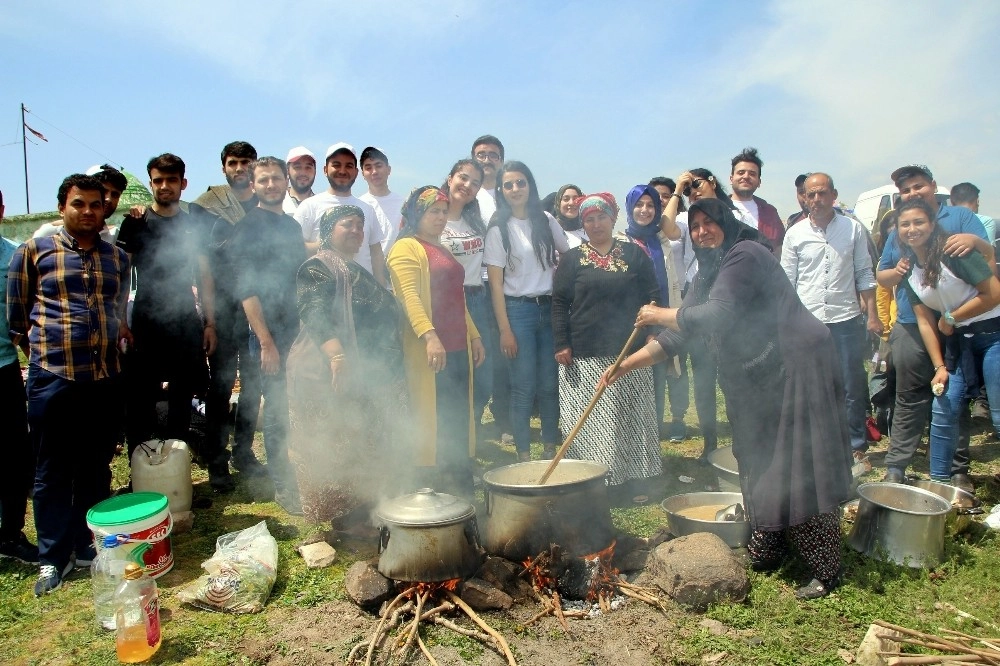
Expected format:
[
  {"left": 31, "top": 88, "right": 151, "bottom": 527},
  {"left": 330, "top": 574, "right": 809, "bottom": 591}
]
[
  {"left": 729, "top": 147, "right": 784, "bottom": 256},
  {"left": 471, "top": 134, "right": 504, "bottom": 223}
]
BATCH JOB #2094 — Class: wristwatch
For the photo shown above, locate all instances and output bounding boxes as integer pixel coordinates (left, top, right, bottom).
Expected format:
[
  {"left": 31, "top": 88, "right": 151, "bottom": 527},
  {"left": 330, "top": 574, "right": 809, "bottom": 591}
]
[{"left": 943, "top": 311, "right": 956, "bottom": 326}]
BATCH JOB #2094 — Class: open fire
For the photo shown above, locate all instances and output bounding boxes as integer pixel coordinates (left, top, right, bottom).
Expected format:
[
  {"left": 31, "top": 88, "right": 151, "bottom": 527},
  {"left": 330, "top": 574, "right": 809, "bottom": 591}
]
[{"left": 347, "top": 578, "right": 517, "bottom": 666}]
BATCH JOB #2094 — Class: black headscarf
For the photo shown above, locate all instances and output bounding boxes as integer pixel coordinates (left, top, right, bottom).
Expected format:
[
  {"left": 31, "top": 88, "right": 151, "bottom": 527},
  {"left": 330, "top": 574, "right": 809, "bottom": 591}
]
[
  {"left": 685, "top": 198, "right": 769, "bottom": 305},
  {"left": 553, "top": 183, "right": 583, "bottom": 231}
]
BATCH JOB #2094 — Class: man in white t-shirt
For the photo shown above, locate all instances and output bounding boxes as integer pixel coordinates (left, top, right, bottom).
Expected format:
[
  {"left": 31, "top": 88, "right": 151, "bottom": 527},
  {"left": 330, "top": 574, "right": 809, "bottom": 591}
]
[
  {"left": 282, "top": 146, "right": 316, "bottom": 215},
  {"left": 358, "top": 146, "right": 404, "bottom": 256},
  {"left": 729, "top": 146, "right": 784, "bottom": 256},
  {"left": 293, "top": 142, "right": 386, "bottom": 285},
  {"left": 472, "top": 134, "right": 504, "bottom": 224}
]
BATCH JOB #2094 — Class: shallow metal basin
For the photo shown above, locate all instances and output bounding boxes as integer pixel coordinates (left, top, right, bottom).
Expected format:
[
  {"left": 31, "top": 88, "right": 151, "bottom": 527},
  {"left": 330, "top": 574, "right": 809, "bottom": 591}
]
[{"left": 661, "top": 491, "right": 750, "bottom": 548}]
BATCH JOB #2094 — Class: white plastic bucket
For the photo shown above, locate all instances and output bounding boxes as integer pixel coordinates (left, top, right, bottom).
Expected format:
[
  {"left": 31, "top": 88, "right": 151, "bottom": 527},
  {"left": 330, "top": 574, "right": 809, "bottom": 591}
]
[{"left": 86, "top": 492, "right": 174, "bottom": 578}]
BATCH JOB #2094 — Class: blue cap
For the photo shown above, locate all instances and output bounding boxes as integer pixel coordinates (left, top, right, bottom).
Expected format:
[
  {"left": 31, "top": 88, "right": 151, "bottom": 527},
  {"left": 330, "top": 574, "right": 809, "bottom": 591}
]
[{"left": 102, "top": 534, "right": 128, "bottom": 548}]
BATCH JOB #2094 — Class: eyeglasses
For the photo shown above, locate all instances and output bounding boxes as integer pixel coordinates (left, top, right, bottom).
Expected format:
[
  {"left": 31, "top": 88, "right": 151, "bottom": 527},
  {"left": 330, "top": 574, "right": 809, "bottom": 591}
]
[
  {"left": 502, "top": 178, "right": 528, "bottom": 191},
  {"left": 683, "top": 179, "right": 708, "bottom": 197},
  {"left": 475, "top": 151, "right": 501, "bottom": 162}
]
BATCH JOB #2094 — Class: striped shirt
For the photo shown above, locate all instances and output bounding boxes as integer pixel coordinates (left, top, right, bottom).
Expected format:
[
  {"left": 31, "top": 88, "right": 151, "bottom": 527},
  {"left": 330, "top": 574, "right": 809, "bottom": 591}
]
[{"left": 6, "top": 230, "right": 130, "bottom": 381}]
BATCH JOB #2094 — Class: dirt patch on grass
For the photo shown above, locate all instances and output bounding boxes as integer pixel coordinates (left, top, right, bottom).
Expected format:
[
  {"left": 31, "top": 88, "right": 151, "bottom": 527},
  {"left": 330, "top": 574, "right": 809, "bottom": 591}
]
[{"left": 242, "top": 595, "right": 692, "bottom": 666}]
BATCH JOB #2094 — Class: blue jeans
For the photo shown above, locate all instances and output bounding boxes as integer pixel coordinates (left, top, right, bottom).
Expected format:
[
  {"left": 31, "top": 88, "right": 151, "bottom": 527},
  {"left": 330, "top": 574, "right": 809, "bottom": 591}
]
[
  {"left": 930, "top": 330, "right": 1000, "bottom": 480},
  {"left": 27, "top": 367, "right": 120, "bottom": 569},
  {"left": 505, "top": 297, "right": 560, "bottom": 453},
  {"left": 827, "top": 316, "right": 868, "bottom": 452},
  {"left": 465, "top": 286, "right": 494, "bottom": 424}
]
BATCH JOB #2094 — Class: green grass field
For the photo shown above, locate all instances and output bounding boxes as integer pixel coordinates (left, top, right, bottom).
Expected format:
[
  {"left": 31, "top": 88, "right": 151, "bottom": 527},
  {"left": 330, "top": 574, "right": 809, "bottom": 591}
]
[{"left": 2, "top": 395, "right": 999, "bottom": 665}]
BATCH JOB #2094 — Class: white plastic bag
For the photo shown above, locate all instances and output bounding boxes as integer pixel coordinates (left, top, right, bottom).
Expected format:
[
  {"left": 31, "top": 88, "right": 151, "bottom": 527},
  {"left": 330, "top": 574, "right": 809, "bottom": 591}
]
[
  {"left": 986, "top": 505, "right": 1000, "bottom": 530},
  {"left": 177, "top": 520, "right": 278, "bottom": 613}
]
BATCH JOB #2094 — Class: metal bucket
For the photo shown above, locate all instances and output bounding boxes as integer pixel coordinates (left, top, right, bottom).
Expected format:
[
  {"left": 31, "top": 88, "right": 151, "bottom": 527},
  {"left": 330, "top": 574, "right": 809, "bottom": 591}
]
[
  {"left": 848, "top": 483, "right": 951, "bottom": 568},
  {"left": 482, "top": 460, "right": 614, "bottom": 561},
  {"left": 660, "top": 491, "right": 750, "bottom": 548},
  {"left": 708, "top": 447, "right": 740, "bottom": 492}
]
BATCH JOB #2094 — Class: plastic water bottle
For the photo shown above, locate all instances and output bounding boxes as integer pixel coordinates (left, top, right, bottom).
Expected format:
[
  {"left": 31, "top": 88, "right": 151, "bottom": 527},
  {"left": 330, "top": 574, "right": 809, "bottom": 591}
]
[
  {"left": 92, "top": 534, "right": 130, "bottom": 630},
  {"left": 114, "top": 563, "right": 162, "bottom": 663}
]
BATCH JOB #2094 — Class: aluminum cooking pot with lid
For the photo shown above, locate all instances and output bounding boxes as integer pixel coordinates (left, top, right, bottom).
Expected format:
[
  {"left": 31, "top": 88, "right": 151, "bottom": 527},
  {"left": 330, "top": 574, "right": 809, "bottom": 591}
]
[{"left": 376, "top": 488, "right": 482, "bottom": 582}]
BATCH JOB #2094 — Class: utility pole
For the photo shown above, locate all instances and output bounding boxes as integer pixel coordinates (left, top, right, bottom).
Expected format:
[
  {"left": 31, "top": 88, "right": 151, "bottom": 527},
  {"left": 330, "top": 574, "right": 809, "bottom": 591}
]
[{"left": 21, "top": 103, "right": 30, "bottom": 214}]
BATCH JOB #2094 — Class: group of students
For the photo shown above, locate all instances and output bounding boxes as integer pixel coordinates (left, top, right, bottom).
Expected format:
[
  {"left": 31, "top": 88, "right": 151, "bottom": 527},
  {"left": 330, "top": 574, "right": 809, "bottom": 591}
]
[{"left": 3, "top": 134, "right": 998, "bottom": 602}]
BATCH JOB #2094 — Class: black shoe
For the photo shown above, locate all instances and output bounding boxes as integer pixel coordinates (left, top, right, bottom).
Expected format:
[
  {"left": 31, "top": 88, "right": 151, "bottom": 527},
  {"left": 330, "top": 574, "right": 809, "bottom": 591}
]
[
  {"left": 882, "top": 468, "right": 906, "bottom": 484},
  {"left": 668, "top": 421, "right": 687, "bottom": 443},
  {"left": 951, "top": 473, "right": 975, "bottom": 495},
  {"left": 971, "top": 398, "right": 991, "bottom": 425},
  {"left": 34, "top": 561, "right": 74, "bottom": 597},
  {"left": 750, "top": 557, "right": 782, "bottom": 573},
  {"left": 795, "top": 577, "right": 833, "bottom": 600},
  {"left": 210, "top": 468, "right": 236, "bottom": 493},
  {"left": 275, "top": 490, "right": 303, "bottom": 516},
  {"left": 0, "top": 533, "right": 40, "bottom": 565},
  {"left": 233, "top": 454, "right": 267, "bottom": 478}
]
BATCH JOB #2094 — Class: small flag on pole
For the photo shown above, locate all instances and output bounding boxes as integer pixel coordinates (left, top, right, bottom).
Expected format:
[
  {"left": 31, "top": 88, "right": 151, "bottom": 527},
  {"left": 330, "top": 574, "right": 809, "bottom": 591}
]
[{"left": 24, "top": 123, "right": 48, "bottom": 142}]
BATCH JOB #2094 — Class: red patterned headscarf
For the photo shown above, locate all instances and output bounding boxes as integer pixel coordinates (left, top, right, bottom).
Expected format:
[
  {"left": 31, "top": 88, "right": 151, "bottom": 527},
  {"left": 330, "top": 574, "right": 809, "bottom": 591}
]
[{"left": 575, "top": 192, "right": 619, "bottom": 222}]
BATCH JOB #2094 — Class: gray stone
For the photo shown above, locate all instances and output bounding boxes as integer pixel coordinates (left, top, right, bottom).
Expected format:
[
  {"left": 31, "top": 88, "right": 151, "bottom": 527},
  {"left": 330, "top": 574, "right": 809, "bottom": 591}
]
[
  {"left": 855, "top": 624, "right": 901, "bottom": 666},
  {"left": 459, "top": 577, "right": 513, "bottom": 611},
  {"left": 344, "top": 561, "right": 393, "bottom": 609},
  {"left": 616, "top": 548, "right": 649, "bottom": 573},
  {"left": 297, "top": 541, "right": 337, "bottom": 569},
  {"left": 171, "top": 511, "right": 194, "bottom": 535},
  {"left": 698, "top": 618, "right": 729, "bottom": 636},
  {"left": 643, "top": 533, "right": 749, "bottom": 611},
  {"left": 476, "top": 556, "right": 519, "bottom": 592},
  {"left": 297, "top": 530, "right": 334, "bottom": 549}
]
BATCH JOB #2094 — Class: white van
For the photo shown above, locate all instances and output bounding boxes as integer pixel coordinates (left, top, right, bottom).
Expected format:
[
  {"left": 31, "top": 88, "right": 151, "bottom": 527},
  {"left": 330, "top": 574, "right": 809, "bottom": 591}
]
[{"left": 853, "top": 185, "right": 951, "bottom": 234}]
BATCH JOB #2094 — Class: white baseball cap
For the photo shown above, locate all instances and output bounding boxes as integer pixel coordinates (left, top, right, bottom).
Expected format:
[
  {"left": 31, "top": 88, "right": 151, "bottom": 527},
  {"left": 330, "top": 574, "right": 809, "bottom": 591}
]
[
  {"left": 325, "top": 142, "right": 356, "bottom": 161},
  {"left": 286, "top": 146, "right": 316, "bottom": 164}
]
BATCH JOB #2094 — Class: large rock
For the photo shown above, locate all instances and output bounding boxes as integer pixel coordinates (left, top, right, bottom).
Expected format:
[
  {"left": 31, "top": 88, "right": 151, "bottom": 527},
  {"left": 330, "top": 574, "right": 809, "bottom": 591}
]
[
  {"left": 855, "top": 624, "right": 902, "bottom": 666},
  {"left": 344, "top": 561, "right": 393, "bottom": 610},
  {"left": 459, "top": 577, "right": 513, "bottom": 611},
  {"left": 297, "top": 541, "right": 337, "bottom": 569},
  {"left": 642, "top": 533, "right": 749, "bottom": 611}
]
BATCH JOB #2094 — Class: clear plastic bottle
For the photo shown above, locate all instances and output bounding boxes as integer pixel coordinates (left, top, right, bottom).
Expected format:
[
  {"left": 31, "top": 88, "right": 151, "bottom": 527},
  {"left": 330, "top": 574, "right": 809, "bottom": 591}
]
[
  {"left": 92, "top": 534, "right": 130, "bottom": 630},
  {"left": 114, "top": 563, "right": 162, "bottom": 663}
]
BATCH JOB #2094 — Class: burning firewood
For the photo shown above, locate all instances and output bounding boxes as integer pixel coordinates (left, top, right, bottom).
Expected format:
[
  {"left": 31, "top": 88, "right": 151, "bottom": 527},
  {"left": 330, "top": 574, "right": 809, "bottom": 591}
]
[
  {"left": 520, "top": 540, "right": 670, "bottom": 624},
  {"left": 347, "top": 580, "right": 518, "bottom": 666}
]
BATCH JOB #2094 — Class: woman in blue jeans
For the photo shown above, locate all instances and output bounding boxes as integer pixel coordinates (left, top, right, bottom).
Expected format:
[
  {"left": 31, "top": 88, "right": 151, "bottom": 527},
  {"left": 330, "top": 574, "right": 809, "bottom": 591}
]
[
  {"left": 441, "top": 159, "right": 494, "bottom": 427},
  {"left": 484, "top": 161, "right": 570, "bottom": 461},
  {"left": 896, "top": 198, "right": 1000, "bottom": 482}
]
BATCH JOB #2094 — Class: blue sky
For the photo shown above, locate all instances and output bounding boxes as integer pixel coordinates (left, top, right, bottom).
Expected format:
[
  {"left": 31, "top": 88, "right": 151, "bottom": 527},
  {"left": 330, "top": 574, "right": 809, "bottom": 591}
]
[{"left": 1, "top": 0, "right": 998, "bottom": 220}]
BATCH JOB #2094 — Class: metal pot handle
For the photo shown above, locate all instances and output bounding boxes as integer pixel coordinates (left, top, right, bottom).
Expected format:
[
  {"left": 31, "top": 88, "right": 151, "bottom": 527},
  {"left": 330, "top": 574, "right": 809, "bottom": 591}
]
[
  {"left": 464, "top": 517, "right": 481, "bottom": 547},
  {"left": 959, "top": 507, "right": 985, "bottom": 516},
  {"left": 377, "top": 525, "right": 390, "bottom": 553},
  {"left": 485, "top": 491, "right": 492, "bottom": 516}
]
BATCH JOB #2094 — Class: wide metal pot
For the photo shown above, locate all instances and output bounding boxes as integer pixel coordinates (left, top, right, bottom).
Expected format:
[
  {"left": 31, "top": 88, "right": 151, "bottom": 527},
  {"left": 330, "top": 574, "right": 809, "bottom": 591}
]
[
  {"left": 376, "top": 488, "right": 482, "bottom": 582},
  {"left": 661, "top": 491, "right": 750, "bottom": 548},
  {"left": 482, "top": 460, "right": 614, "bottom": 561},
  {"left": 848, "top": 483, "right": 951, "bottom": 568},
  {"left": 909, "top": 479, "right": 983, "bottom": 535},
  {"left": 708, "top": 447, "right": 740, "bottom": 492}
]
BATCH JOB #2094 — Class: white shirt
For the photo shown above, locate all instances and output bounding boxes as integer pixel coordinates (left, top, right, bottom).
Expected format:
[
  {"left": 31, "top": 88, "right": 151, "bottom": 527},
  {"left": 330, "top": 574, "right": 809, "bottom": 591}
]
[
  {"left": 781, "top": 213, "right": 876, "bottom": 324},
  {"left": 483, "top": 212, "right": 570, "bottom": 297},
  {"left": 442, "top": 217, "right": 486, "bottom": 287},
  {"left": 673, "top": 213, "right": 699, "bottom": 286},
  {"left": 908, "top": 261, "right": 1000, "bottom": 328},
  {"left": 564, "top": 227, "right": 587, "bottom": 249},
  {"left": 477, "top": 188, "right": 497, "bottom": 225},
  {"left": 732, "top": 197, "right": 760, "bottom": 227},
  {"left": 293, "top": 192, "right": 383, "bottom": 275},
  {"left": 282, "top": 190, "right": 313, "bottom": 215},
  {"left": 360, "top": 191, "right": 405, "bottom": 255}
]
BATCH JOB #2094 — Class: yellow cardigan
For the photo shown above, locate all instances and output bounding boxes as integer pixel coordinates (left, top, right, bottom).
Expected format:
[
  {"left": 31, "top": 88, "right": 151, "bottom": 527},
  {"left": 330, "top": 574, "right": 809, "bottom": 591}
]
[{"left": 386, "top": 237, "right": 480, "bottom": 467}]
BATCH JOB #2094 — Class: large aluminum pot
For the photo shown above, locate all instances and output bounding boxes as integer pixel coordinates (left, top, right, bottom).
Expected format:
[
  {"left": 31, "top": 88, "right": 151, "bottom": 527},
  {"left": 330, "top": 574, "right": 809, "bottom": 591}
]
[
  {"left": 848, "top": 483, "right": 951, "bottom": 568},
  {"left": 482, "top": 460, "right": 614, "bottom": 561},
  {"left": 909, "top": 479, "right": 983, "bottom": 535},
  {"left": 376, "top": 488, "right": 482, "bottom": 582},
  {"left": 661, "top": 491, "right": 750, "bottom": 548},
  {"left": 708, "top": 447, "right": 740, "bottom": 492}
]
